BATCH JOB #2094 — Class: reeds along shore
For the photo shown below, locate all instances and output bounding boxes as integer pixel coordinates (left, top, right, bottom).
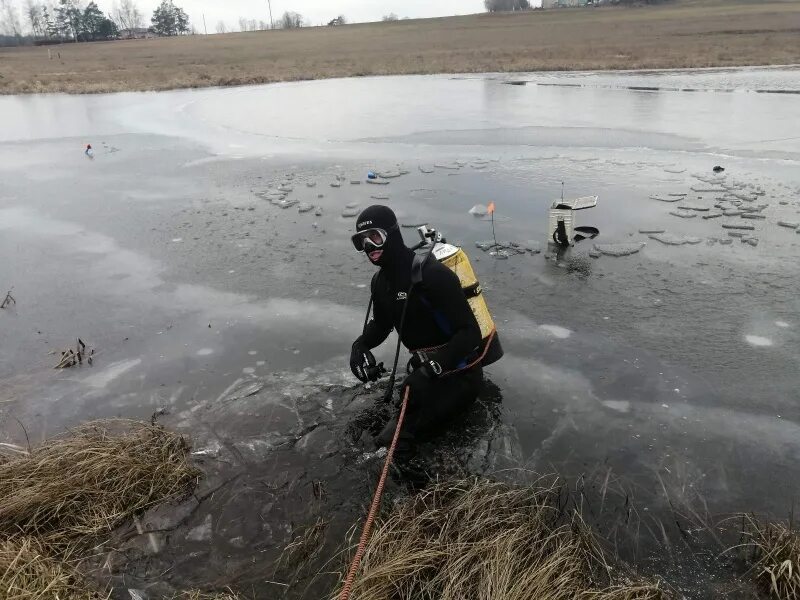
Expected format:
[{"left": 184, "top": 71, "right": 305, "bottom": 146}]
[
  {"left": 0, "top": 419, "right": 201, "bottom": 599},
  {"left": 335, "top": 477, "right": 673, "bottom": 600},
  {"left": 0, "top": 419, "right": 797, "bottom": 599}
]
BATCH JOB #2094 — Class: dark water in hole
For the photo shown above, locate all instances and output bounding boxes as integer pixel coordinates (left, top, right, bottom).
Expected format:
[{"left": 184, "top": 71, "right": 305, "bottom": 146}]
[{"left": 1, "top": 68, "right": 799, "bottom": 598}]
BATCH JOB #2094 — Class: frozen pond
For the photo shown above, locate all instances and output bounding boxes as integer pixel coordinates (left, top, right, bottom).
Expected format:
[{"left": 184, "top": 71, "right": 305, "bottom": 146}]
[{"left": 1, "top": 67, "right": 799, "bottom": 597}]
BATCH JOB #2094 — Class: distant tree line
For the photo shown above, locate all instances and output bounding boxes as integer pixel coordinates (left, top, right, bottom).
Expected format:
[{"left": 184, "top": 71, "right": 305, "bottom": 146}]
[
  {"left": 5, "top": 0, "right": 119, "bottom": 41},
  {"left": 484, "top": 0, "right": 530, "bottom": 11},
  {"left": 0, "top": 0, "right": 190, "bottom": 45}
]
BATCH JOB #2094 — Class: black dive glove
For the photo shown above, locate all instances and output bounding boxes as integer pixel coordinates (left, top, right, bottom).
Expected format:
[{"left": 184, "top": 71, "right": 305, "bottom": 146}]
[
  {"left": 350, "top": 339, "right": 384, "bottom": 383},
  {"left": 401, "top": 364, "right": 435, "bottom": 406}
]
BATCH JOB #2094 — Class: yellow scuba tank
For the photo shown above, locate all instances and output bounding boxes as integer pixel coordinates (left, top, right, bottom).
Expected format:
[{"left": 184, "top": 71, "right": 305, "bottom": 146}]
[{"left": 431, "top": 243, "right": 504, "bottom": 367}]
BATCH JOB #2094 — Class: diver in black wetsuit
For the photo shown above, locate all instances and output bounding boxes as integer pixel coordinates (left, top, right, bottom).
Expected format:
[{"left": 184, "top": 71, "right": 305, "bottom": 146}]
[{"left": 349, "top": 205, "right": 484, "bottom": 463}]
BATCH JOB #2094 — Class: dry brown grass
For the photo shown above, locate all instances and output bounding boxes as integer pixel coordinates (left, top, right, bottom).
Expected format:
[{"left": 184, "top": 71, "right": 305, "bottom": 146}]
[
  {"left": 739, "top": 514, "right": 800, "bottom": 600},
  {"left": 336, "top": 477, "right": 672, "bottom": 600},
  {"left": 0, "top": 419, "right": 201, "bottom": 554},
  {"left": 0, "top": 535, "right": 240, "bottom": 600},
  {"left": 0, "top": 536, "right": 107, "bottom": 600},
  {"left": 1, "top": 0, "right": 798, "bottom": 95},
  {"left": 0, "top": 419, "right": 225, "bottom": 599}
]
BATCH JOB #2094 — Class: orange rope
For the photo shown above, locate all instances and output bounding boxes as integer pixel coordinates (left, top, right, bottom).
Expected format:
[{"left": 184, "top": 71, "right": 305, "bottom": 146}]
[
  {"left": 338, "top": 386, "right": 411, "bottom": 600},
  {"left": 338, "top": 332, "right": 494, "bottom": 598}
]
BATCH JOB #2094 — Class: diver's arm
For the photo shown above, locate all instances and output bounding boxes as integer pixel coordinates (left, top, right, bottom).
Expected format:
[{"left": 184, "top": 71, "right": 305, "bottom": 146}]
[
  {"left": 359, "top": 280, "right": 393, "bottom": 350},
  {"left": 418, "top": 263, "right": 482, "bottom": 372}
]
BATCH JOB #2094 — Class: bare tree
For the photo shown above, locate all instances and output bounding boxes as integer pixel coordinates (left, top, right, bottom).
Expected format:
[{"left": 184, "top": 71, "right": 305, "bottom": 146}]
[
  {"left": 247, "top": 18, "right": 256, "bottom": 31},
  {"left": 0, "top": 0, "right": 22, "bottom": 36},
  {"left": 215, "top": 19, "right": 226, "bottom": 33},
  {"left": 279, "top": 11, "right": 303, "bottom": 29},
  {"left": 113, "top": 0, "right": 142, "bottom": 33},
  {"left": 258, "top": 19, "right": 268, "bottom": 30},
  {"left": 382, "top": 13, "right": 398, "bottom": 21},
  {"left": 328, "top": 14, "right": 346, "bottom": 26},
  {"left": 24, "top": 0, "right": 44, "bottom": 36},
  {"left": 237, "top": 16, "right": 247, "bottom": 32}
]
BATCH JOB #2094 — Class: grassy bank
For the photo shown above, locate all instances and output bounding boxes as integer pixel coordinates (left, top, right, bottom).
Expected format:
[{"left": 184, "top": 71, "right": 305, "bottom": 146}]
[
  {"left": 1, "top": 419, "right": 797, "bottom": 598},
  {"left": 0, "top": 419, "right": 202, "bottom": 599},
  {"left": 0, "top": 0, "right": 798, "bottom": 95},
  {"left": 337, "top": 478, "right": 672, "bottom": 600}
]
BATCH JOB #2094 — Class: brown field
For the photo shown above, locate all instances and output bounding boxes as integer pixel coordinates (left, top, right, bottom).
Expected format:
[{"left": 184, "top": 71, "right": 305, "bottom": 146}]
[{"left": 1, "top": 0, "right": 799, "bottom": 95}]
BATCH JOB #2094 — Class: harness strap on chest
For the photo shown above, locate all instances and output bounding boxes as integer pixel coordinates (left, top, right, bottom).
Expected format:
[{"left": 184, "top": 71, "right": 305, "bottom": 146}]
[{"left": 411, "top": 251, "right": 429, "bottom": 286}]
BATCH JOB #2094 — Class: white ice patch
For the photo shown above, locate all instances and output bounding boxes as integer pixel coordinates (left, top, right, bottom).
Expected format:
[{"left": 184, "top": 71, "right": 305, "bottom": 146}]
[
  {"left": 196, "top": 348, "right": 214, "bottom": 356},
  {"left": 242, "top": 367, "right": 255, "bottom": 374},
  {"left": 192, "top": 439, "right": 222, "bottom": 458},
  {"left": 601, "top": 400, "right": 631, "bottom": 413},
  {"left": 172, "top": 238, "right": 183, "bottom": 243},
  {"left": 256, "top": 360, "right": 266, "bottom": 366},
  {"left": 775, "top": 321, "right": 790, "bottom": 328},
  {"left": 745, "top": 335, "right": 773, "bottom": 347},
  {"left": 248, "top": 350, "right": 258, "bottom": 355},
  {"left": 539, "top": 325, "right": 572, "bottom": 339},
  {"left": 357, "top": 447, "right": 388, "bottom": 465},
  {"left": 83, "top": 358, "right": 142, "bottom": 389}
]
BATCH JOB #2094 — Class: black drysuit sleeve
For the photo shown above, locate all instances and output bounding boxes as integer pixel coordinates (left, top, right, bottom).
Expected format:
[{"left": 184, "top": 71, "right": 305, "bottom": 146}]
[
  {"left": 359, "top": 276, "right": 393, "bottom": 350},
  {"left": 419, "top": 262, "right": 482, "bottom": 373}
]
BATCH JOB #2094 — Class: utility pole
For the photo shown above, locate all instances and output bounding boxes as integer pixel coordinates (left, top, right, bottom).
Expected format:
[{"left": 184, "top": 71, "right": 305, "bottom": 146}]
[
  {"left": 202, "top": 13, "right": 207, "bottom": 35},
  {"left": 266, "top": 0, "right": 274, "bottom": 29}
]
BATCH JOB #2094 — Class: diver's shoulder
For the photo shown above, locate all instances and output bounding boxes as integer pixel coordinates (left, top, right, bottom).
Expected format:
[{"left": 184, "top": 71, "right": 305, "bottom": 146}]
[{"left": 420, "top": 255, "right": 458, "bottom": 282}]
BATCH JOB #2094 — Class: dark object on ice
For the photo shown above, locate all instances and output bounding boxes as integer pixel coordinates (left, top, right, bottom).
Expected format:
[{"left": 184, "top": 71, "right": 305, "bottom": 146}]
[
  {"left": 713, "top": 165, "right": 725, "bottom": 173},
  {"left": 54, "top": 338, "right": 94, "bottom": 369},
  {"left": 573, "top": 226, "right": 599, "bottom": 243},
  {"left": 0, "top": 289, "right": 15, "bottom": 309},
  {"left": 554, "top": 220, "right": 570, "bottom": 247},
  {"left": 553, "top": 222, "right": 599, "bottom": 247},
  {"left": 367, "top": 171, "right": 377, "bottom": 180}
]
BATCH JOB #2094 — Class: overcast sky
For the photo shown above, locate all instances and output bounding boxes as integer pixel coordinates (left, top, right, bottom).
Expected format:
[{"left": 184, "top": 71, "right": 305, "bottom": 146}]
[{"left": 16, "top": 1, "right": 489, "bottom": 31}]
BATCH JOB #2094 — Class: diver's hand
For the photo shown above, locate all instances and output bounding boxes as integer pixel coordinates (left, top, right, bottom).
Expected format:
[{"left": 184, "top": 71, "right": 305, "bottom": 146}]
[{"left": 350, "top": 339, "right": 377, "bottom": 383}]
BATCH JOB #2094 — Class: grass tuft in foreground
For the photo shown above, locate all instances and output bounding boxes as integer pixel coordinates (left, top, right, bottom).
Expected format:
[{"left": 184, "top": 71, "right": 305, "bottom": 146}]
[
  {"left": 740, "top": 513, "right": 800, "bottom": 600},
  {"left": 0, "top": 419, "right": 201, "bottom": 554},
  {"left": 0, "top": 419, "right": 205, "bottom": 598},
  {"left": 337, "top": 477, "right": 671, "bottom": 600},
  {"left": 0, "top": 536, "right": 107, "bottom": 600}
]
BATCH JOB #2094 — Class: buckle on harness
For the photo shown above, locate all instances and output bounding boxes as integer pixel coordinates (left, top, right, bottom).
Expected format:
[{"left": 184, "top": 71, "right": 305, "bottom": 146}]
[{"left": 428, "top": 360, "right": 443, "bottom": 376}]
